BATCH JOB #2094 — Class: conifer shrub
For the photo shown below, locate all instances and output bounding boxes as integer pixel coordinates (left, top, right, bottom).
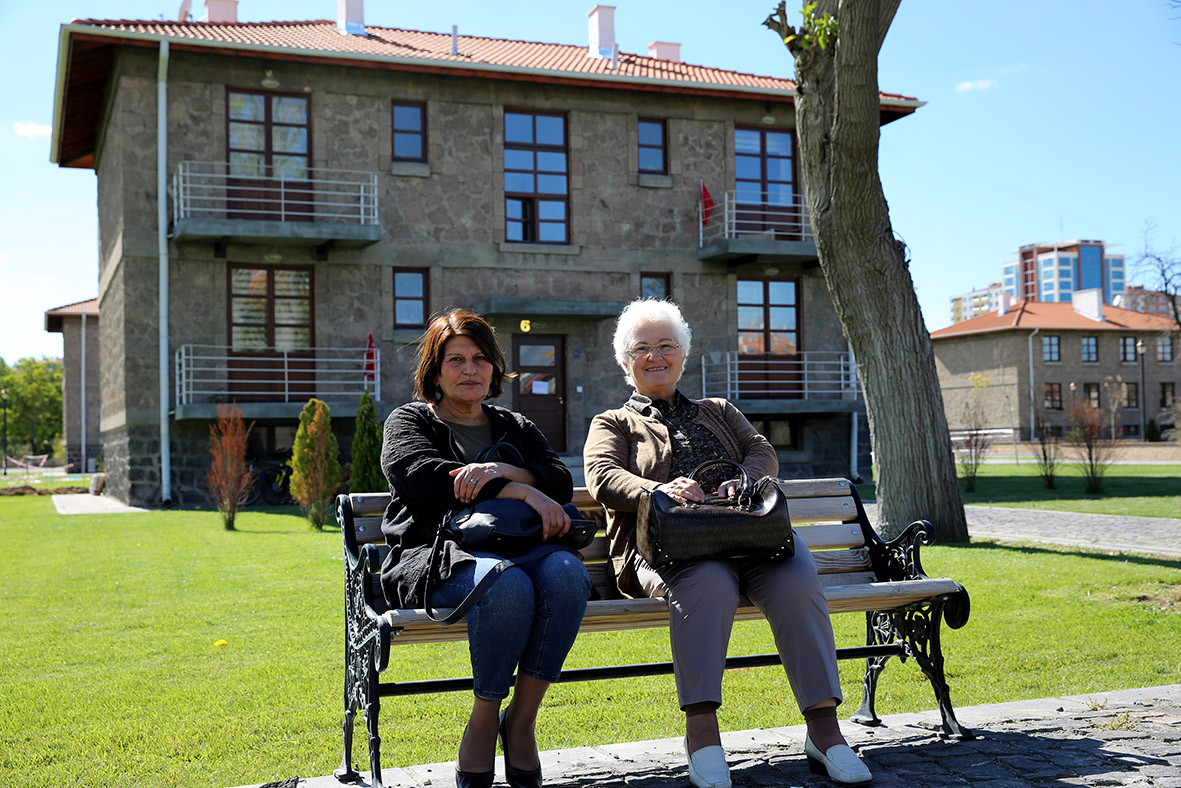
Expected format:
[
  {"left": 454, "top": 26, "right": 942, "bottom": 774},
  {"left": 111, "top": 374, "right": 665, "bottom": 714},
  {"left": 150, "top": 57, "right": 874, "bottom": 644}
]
[
  {"left": 288, "top": 398, "right": 342, "bottom": 529},
  {"left": 351, "top": 392, "right": 385, "bottom": 493}
]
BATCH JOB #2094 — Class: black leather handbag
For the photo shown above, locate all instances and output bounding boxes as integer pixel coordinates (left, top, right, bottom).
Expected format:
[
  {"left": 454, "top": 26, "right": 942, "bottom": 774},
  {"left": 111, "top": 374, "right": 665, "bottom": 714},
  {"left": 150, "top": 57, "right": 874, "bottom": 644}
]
[
  {"left": 636, "top": 459, "right": 794, "bottom": 568},
  {"left": 425, "top": 442, "right": 595, "bottom": 624}
]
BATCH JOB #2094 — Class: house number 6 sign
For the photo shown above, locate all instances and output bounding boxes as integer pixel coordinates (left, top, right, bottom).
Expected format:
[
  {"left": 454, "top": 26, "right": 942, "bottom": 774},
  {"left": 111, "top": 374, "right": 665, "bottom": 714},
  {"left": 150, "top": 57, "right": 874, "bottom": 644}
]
[{"left": 520, "top": 319, "right": 532, "bottom": 332}]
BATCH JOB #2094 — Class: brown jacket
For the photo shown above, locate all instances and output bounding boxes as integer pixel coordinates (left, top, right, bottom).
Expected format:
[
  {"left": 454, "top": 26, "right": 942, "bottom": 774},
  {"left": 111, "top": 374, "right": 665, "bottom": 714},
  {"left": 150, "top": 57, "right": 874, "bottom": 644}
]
[{"left": 583, "top": 394, "right": 778, "bottom": 597}]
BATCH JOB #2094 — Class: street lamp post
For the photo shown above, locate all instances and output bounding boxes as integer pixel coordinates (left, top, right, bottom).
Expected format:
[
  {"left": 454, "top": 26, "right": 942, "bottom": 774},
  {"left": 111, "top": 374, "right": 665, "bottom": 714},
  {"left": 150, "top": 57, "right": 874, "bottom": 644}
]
[
  {"left": 1136, "top": 339, "right": 1147, "bottom": 442},
  {"left": 1, "top": 388, "right": 8, "bottom": 476}
]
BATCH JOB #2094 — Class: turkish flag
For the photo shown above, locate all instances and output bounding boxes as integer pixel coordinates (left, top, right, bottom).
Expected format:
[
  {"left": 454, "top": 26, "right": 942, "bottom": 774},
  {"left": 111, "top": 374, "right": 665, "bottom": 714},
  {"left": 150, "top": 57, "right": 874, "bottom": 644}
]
[
  {"left": 363, "top": 333, "right": 376, "bottom": 380},
  {"left": 700, "top": 180, "right": 715, "bottom": 226}
]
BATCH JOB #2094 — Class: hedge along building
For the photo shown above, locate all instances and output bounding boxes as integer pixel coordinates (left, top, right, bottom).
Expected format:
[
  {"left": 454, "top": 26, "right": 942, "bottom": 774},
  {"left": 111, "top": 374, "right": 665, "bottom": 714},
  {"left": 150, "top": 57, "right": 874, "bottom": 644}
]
[
  {"left": 49, "top": 1, "right": 921, "bottom": 506},
  {"left": 931, "top": 290, "right": 1180, "bottom": 442}
]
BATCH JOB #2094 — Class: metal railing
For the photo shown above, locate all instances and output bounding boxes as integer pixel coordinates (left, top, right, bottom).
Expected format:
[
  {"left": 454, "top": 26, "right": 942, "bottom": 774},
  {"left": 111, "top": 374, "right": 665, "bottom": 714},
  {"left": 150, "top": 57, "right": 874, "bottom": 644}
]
[
  {"left": 700, "top": 351, "right": 860, "bottom": 400},
  {"left": 699, "top": 190, "right": 814, "bottom": 246},
  {"left": 172, "top": 162, "right": 379, "bottom": 226},
  {"left": 175, "top": 344, "right": 380, "bottom": 407}
]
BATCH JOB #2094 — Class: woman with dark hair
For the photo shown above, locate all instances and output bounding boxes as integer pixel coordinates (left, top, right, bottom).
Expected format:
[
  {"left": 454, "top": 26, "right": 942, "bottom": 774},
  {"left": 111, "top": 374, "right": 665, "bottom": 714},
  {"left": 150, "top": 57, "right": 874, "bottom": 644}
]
[
  {"left": 584, "top": 299, "right": 872, "bottom": 788},
  {"left": 381, "top": 308, "right": 590, "bottom": 788}
]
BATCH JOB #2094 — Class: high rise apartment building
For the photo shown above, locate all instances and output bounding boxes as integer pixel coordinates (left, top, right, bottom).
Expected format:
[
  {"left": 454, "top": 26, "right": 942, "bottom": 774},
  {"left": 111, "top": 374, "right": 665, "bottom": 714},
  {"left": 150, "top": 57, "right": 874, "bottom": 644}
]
[
  {"left": 949, "top": 282, "right": 1003, "bottom": 323},
  {"left": 1001, "top": 240, "right": 1125, "bottom": 305}
]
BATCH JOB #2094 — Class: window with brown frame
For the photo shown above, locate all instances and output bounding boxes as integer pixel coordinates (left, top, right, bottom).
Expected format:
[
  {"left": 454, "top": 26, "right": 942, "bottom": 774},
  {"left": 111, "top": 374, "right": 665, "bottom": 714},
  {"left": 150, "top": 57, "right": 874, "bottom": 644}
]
[
  {"left": 737, "top": 278, "right": 798, "bottom": 355},
  {"left": 1124, "top": 382, "right": 1139, "bottom": 409},
  {"left": 393, "top": 268, "right": 428, "bottom": 328},
  {"left": 1044, "top": 383, "right": 1062, "bottom": 410},
  {"left": 638, "top": 118, "right": 667, "bottom": 174},
  {"left": 749, "top": 417, "right": 801, "bottom": 451},
  {"left": 1042, "top": 335, "right": 1060, "bottom": 362},
  {"left": 228, "top": 265, "right": 313, "bottom": 351},
  {"left": 1120, "top": 336, "right": 1137, "bottom": 362},
  {"left": 1162, "top": 382, "right": 1176, "bottom": 408},
  {"left": 1083, "top": 382, "right": 1101, "bottom": 408},
  {"left": 640, "top": 272, "right": 671, "bottom": 301},
  {"left": 1081, "top": 336, "right": 1098, "bottom": 363},
  {"left": 504, "top": 110, "right": 568, "bottom": 244},
  {"left": 392, "top": 101, "right": 426, "bottom": 162},
  {"left": 226, "top": 90, "right": 311, "bottom": 220},
  {"left": 1157, "top": 336, "right": 1174, "bottom": 362}
]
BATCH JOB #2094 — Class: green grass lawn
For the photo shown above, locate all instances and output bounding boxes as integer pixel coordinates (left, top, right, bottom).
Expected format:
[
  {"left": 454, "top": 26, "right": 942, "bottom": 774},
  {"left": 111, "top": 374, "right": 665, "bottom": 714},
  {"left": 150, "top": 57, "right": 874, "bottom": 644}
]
[
  {"left": 860, "top": 463, "right": 1181, "bottom": 518},
  {"left": 2, "top": 494, "right": 1179, "bottom": 787}
]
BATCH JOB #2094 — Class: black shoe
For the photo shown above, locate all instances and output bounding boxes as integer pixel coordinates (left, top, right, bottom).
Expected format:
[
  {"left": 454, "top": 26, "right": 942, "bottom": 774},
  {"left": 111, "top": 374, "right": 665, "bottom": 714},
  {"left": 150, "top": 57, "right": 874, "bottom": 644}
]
[
  {"left": 499, "top": 710, "right": 543, "bottom": 788},
  {"left": 454, "top": 767, "right": 495, "bottom": 788}
]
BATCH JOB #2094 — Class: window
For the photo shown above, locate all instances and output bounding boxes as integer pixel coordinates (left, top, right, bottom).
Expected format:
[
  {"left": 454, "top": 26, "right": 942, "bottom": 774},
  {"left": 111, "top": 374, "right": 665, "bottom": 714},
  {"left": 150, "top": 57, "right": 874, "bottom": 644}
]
[
  {"left": 1163, "top": 382, "right": 1176, "bottom": 408},
  {"left": 229, "top": 265, "right": 313, "bottom": 351},
  {"left": 227, "top": 90, "right": 309, "bottom": 180},
  {"left": 393, "top": 268, "right": 428, "bottom": 327},
  {"left": 637, "top": 118, "right": 667, "bottom": 174},
  {"left": 749, "top": 418, "right": 801, "bottom": 451},
  {"left": 1120, "top": 337, "right": 1137, "bottom": 362},
  {"left": 392, "top": 101, "right": 426, "bottom": 162},
  {"left": 640, "top": 272, "right": 671, "bottom": 301},
  {"left": 1042, "top": 335, "right": 1060, "bottom": 362},
  {"left": 1083, "top": 382, "right": 1101, "bottom": 408},
  {"left": 734, "top": 127, "right": 798, "bottom": 234},
  {"left": 1158, "top": 337, "right": 1174, "bottom": 362},
  {"left": 737, "top": 278, "right": 798, "bottom": 355},
  {"left": 1124, "top": 382, "right": 1139, "bottom": 409},
  {"left": 1081, "top": 336, "right": 1097, "bottom": 363},
  {"left": 504, "top": 110, "right": 568, "bottom": 244},
  {"left": 1044, "top": 425, "right": 1064, "bottom": 439},
  {"left": 1122, "top": 424, "right": 1140, "bottom": 438},
  {"left": 1044, "top": 383, "right": 1062, "bottom": 410}
]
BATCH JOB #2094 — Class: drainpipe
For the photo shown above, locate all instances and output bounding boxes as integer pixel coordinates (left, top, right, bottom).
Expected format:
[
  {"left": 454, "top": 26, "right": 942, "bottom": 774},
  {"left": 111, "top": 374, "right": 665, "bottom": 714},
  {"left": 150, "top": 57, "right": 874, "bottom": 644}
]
[
  {"left": 80, "top": 314, "right": 87, "bottom": 472},
  {"left": 157, "top": 40, "right": 172, "bottom": 503},
  {"left": 850, "top": 411, "right": 860, "bottom": 482},
  {"left": 1027, "top": 327, "right": 1040, "bottom": 442}
]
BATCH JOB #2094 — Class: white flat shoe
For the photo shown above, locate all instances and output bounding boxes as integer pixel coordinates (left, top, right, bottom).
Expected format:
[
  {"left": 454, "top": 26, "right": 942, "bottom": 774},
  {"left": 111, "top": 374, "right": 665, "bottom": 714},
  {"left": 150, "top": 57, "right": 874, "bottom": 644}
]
[
  {"left": 684, "top": 737, "right": 732, "bottom": 788},
  {"left": 804, "top": 735, "right": 872, "bottom": 786}
]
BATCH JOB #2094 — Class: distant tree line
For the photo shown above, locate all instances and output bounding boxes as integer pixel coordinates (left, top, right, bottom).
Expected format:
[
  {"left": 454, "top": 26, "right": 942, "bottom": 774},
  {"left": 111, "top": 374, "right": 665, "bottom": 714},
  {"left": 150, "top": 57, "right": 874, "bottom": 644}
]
[{"left": 0, "top": 356, "right": 63, "bottom": 459}]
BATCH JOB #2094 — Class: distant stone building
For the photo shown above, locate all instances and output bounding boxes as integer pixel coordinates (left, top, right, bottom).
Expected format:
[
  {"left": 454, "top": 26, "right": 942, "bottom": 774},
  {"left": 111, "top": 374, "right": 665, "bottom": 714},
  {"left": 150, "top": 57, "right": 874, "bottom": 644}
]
[
  {"left": 931, "top": 290, "right": 1179, "bottom": 440},
  {"left": 48, "top": 3, "right": 921, "bottom": 505},
  {"left": 44, "top": 298, "right": 101, "bottom": 472},
  {"left": 1117, "top": 285, "right": 1178, "bottom": 324}
]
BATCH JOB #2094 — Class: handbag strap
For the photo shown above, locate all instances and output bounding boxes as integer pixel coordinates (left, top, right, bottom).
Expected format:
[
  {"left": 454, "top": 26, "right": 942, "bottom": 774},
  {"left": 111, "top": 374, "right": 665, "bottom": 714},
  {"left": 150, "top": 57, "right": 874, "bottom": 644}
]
[
  {"left": 474, "top": 441, "right": 525, "bottom": 466},
  {"left": 424, "top": 516, "right": 513, "bottom": 625},
  {"left": 687, "top": 458, "right": 751, "bottom": 493}
]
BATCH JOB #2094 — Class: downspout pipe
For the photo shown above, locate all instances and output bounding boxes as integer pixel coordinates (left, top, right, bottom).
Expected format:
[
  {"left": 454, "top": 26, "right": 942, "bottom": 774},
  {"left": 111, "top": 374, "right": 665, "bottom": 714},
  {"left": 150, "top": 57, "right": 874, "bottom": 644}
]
[
  {"left": 1027, "top": 327, "right": 1040, "bottom": 443},
  {"left": 80, "top": 314, "right": 87, "bottom": 472},
  {"left": 157, "top": 40, "right": 172, "bottom": 503}
]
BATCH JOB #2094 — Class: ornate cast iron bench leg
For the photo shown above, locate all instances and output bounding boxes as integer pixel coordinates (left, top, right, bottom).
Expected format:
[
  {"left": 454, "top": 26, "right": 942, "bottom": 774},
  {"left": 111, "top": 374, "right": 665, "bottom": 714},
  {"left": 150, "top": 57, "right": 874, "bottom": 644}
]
[
  {"left": 899, "top": 597, "right": 974, "bottom": 740},
  {"left": 364, "top": 647, "right": 385, "bottom": 788},
  {"left": 334, "top": 628, "right": 363, "bottom": 783},
  {"left": 850, "top": 610, "right": 892, "bottom": 727}
]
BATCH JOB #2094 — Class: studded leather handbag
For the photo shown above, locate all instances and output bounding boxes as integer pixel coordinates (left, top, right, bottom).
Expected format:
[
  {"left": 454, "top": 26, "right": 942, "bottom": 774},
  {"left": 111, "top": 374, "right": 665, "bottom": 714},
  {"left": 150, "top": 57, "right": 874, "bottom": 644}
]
[{"left": 636, "top": 458, "right": 794, "bottom": 568}]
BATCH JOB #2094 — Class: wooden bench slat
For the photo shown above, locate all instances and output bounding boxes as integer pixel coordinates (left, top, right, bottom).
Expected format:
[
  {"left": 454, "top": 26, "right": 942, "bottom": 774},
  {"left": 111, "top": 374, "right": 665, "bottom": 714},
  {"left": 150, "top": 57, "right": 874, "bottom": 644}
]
[
  {"left": 774, "top": 477, "right": 856, "bottom": 499},
  {"left": 787, "top": 496, "right": 859, "bottom": 525},
  {"left": 379, "top": 577, "right": 963, "bottom": 645}
]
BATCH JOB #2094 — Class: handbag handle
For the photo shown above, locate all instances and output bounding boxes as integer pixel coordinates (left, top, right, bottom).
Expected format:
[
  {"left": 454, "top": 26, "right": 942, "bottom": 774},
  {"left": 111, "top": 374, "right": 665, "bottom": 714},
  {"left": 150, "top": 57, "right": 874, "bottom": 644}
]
[
  {"left": 473, "top": 441, "right": 525, "bottom": 466},
  {"left": 686, "top": 458, "right": 755, "bottom": 506}
]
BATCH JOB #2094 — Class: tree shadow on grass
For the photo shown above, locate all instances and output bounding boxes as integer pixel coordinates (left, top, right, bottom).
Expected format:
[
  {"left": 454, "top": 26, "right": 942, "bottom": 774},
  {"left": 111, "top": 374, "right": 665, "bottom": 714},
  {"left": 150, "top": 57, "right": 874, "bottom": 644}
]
[
  {"left": 942, "top": 539, "right": 1181, "bottom": 570},
  {"left": 959, "top": 473, "right": 1181, "bottom": 505}
]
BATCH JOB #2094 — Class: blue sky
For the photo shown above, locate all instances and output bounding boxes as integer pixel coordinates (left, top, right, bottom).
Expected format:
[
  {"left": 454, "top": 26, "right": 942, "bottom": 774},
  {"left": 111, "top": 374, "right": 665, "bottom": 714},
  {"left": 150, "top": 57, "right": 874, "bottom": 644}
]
[{"left": 1, "top": 0, "right": 1178, "bottom": 363}]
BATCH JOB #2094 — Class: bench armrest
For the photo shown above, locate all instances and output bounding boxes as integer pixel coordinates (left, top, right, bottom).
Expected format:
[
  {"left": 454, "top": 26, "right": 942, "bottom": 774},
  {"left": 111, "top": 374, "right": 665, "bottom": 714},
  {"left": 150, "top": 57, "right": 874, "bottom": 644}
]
[{"left": 866, "top": 519, "right": 937, "bottom": 582}]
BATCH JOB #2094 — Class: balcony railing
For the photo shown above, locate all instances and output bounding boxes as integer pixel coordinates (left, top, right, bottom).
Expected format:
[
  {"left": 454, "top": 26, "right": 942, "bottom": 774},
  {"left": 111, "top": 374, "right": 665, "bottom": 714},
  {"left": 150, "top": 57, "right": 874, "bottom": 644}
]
[
  {"left": 699, "top": 190, "right": 814, "bottom": 246},
  {"left": 175, "top": 344, "right": 380, "bottom": 407},
  {"left": 700, "top": 351, "right": 861, "bottom": 401},
  {"left": 171, "top": 162, "right": 379, "bottom": 226}
]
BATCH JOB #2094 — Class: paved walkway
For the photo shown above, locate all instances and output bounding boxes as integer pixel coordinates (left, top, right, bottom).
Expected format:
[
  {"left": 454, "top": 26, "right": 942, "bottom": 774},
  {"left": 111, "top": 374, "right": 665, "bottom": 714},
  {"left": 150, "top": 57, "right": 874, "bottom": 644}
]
[{"left": 238, "top": 685, "right": 1181, "bottom": 788}]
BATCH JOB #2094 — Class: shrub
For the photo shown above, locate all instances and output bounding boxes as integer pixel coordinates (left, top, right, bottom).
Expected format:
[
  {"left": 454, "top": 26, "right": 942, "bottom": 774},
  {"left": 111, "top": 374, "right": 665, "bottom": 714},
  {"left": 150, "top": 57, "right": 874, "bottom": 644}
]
[
  {"left": 1146, "top": 418, "right": 1161, "bottom": 442},
  {"left": 1067, "top": 400, "right": 1114, "bottom": 495},
  {"left": 288, "top": 398, "right": 342, "bottom": 529},
  {"left": 1033, "top": 412, "right": 1060, "bottom": 490},
  {"left": 351, "top": 392, "right": 385, "bottom": 493},
  {"left": 956, "top": 374, "right": 991, "bottom": 493},
  {"left": 205, "top": 403, "right": 254, "bottom": 530}
]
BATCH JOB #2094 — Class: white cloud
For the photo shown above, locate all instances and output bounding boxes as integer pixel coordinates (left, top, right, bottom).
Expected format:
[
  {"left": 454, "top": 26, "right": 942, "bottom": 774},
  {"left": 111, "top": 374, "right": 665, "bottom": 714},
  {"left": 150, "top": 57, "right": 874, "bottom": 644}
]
[
  {"left": 13, "top": 122, "right": 51, "bottom": 139},
  {"left": 954, "top": 79, "right": 997, "bottom": 93}
]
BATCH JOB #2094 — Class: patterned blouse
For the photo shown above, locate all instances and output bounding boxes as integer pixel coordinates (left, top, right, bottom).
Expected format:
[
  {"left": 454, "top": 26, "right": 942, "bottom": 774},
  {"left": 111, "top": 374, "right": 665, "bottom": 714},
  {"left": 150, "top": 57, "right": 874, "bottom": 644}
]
[{"left": 625, "top": 390, "right": 732, "bottom": 490}]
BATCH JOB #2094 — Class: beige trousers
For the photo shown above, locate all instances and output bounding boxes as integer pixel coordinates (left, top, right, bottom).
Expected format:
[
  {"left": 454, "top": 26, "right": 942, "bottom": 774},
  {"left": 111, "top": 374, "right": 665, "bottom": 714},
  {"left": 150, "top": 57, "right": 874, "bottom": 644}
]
[{"left": 633, "top": 543, "right": 843, "bottom": 712}]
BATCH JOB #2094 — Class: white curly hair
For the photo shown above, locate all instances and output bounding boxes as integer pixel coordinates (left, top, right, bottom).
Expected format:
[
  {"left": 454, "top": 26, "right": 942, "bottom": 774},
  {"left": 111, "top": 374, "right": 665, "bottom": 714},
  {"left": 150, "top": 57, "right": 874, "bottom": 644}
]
[{"left": 612, "top": 299, "right": 693, "bottom": 387}]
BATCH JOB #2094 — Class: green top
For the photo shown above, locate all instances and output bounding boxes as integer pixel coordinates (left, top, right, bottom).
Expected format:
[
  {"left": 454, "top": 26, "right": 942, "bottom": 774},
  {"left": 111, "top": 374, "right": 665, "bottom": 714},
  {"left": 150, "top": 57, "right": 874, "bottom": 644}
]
[{"left": 445, "top": 419, "right": 494, "bottom": 462}]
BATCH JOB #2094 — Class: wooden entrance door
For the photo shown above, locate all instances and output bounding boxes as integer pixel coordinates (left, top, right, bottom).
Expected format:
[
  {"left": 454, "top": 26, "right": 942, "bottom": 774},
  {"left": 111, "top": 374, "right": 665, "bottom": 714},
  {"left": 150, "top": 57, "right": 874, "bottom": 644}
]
[
  {"left": 512, "top": 335, "right": 566, "bottom": 452},
  {"left": 737, "top": 278, "right": 801, "bottom": 398}
]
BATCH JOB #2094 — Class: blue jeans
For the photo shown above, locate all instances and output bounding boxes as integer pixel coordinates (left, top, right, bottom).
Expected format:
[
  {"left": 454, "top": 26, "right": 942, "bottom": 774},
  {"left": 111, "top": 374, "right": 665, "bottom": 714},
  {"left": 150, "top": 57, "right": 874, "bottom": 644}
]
[{"left": 432, "top": 549, "right": 591, "bottom": 700}]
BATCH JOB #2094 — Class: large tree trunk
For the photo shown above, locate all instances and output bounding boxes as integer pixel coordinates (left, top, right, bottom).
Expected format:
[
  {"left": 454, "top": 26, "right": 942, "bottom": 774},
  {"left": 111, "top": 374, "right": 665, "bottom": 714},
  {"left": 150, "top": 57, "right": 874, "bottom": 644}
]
[{"left": 768, "top": 0, "right": 968, "bottom": 541}]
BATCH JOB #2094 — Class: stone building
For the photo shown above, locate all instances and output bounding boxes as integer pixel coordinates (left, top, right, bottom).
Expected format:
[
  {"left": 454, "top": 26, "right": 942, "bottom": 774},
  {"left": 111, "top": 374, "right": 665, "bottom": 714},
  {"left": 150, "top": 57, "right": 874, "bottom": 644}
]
[
  {"left": 931, "top": 290, "right": 1179, "bottom": 440},
  {"left": 49, "top": 3, "right": 919, "bottom": 505},
  {"left": 44, "top": 298, "right": 102, "bottom": 472}
]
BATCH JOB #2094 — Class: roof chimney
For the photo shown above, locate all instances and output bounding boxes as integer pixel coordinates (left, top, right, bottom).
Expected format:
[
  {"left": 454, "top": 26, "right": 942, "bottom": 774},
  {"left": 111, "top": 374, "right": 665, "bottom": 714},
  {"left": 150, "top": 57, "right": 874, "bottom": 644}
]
[
  {"left": 204, "top": 0, "right": 237, "bottom": 23},
  {"left": 1073, "top": 288, "right": 1105, "bottom": 322},
  {"left": 997, "top": 291, "right": 1011, "bottom": 316},
  {"left": 647, "top": 41, "right": 680, "bottom": 62},
  {"left": 337, "top": 0, "right": 365, "bottom": 36},
  {"left": 587, "top": 5, "right": 616, "bottom": 59}
]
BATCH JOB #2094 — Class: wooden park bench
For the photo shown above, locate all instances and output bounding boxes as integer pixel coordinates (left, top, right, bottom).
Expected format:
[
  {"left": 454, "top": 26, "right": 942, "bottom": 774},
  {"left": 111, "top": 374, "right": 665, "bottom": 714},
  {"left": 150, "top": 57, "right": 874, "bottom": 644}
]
[{"left": 333, "top": 477, "right": 972, "bottom": 788}]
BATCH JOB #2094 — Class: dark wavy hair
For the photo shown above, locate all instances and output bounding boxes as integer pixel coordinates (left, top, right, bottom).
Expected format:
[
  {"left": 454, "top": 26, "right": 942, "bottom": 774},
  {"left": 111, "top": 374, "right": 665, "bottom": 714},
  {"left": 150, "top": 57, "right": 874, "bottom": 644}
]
[{"left": 414, "top": 308, "right": 513, "bottom": 402}]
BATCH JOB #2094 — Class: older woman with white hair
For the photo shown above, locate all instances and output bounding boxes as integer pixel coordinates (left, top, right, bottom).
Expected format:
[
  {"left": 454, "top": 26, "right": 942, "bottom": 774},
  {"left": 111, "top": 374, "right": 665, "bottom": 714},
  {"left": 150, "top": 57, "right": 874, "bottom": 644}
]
[{"left": 583, "top": 299, "right": 872, "bottom": 788}]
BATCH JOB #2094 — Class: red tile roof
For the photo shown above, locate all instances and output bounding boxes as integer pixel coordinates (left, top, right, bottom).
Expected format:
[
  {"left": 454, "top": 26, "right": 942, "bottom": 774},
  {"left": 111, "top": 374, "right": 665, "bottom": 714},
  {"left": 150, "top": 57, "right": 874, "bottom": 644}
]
[
  {"left": 64, "top": 18, "right": 917, "bottom": 104},
  {"left": 931, "top": 300, "right": 1177, "bottom": 339},
  {"left": 45, "top": 298, "right": 100, "bottom": 317}
]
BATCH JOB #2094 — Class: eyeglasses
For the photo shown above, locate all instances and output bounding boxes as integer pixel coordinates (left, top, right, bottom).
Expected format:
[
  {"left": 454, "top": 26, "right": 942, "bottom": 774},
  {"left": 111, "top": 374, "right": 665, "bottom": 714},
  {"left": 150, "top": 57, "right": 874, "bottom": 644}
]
[{"left": 626, "top": 342, "right": 681, "bottom": 360}]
